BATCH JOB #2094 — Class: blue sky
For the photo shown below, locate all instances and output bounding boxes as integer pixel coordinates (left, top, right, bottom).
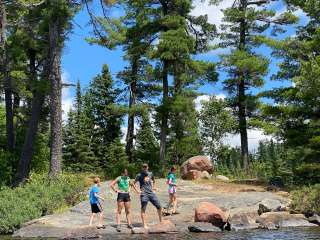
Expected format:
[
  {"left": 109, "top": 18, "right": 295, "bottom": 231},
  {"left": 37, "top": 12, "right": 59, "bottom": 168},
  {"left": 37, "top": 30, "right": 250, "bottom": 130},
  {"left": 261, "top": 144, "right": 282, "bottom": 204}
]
[{"left": 61, "top": 0, "right": 308, "bottom": 150}]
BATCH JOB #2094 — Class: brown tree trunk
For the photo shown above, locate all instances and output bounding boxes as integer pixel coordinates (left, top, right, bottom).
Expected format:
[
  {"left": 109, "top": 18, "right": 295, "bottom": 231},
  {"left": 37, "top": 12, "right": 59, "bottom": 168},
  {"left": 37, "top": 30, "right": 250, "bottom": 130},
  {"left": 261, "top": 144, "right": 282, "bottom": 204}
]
[
  {"left": 4, "top": 54, "right": 14, "bottom": 151},
  {"left": 159, "top": 60, "right": 169, "bottom": 167},
  {"left": 13, "top": 50, "right": 44, "bottom": 186},
  {"left": 238, "top": 0, "right": 249, "bottom": 170},
  {"left": 13, "top": 93, "right": 44, "bottom": 186},
  {"left": 48, "top": 18, "right": 63, "bottom": 178},
  {"left": 125, "top": 58, "right": 138, "bottom": 162},
  {"left": 1, "top": 2, "right": 14, "bottom": 151}
]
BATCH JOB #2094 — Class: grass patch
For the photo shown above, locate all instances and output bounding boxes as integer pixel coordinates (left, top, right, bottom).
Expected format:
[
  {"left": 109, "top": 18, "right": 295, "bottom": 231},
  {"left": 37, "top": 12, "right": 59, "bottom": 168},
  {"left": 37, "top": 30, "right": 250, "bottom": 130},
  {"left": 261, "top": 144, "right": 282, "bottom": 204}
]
[{"left": 291, "top": 184, "right": 320, "bottom": 216}]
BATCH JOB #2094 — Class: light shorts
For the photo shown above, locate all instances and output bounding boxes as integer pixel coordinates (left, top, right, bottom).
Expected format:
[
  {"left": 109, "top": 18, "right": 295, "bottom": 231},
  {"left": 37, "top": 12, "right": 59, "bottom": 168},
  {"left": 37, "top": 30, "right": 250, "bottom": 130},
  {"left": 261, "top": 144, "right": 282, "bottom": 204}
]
[{"left": 168, "top": 185, "right": 177, "bottom": 194}]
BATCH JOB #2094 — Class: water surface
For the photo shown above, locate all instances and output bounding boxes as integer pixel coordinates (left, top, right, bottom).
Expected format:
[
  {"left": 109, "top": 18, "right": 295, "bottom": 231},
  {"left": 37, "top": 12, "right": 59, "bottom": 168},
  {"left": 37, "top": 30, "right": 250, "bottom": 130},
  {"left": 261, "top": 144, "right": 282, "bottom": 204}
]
[{"left": 1, "top": 227, "right": 320, "bottom": 240}]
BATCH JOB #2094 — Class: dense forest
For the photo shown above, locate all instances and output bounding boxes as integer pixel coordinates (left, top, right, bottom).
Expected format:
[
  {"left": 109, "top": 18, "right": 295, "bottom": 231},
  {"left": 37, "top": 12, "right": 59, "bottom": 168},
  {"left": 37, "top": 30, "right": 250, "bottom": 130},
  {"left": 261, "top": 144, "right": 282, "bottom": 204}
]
[{"left": 0, "top": 0, "right": 319, "bottom": 189}]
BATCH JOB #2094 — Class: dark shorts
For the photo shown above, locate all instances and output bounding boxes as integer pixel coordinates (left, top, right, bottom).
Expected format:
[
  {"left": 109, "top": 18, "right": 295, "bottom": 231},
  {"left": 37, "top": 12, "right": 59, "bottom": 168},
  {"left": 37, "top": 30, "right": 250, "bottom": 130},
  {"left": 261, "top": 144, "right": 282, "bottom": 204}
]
[
  {"left": 140, "top": 192, "right": 161, "bottom": 211},
  {"left": 117, "top": 192, "right": 131, "bottom": 202},
  {"left": 91, "top": 202, "right": 103, "bottom": 213}
]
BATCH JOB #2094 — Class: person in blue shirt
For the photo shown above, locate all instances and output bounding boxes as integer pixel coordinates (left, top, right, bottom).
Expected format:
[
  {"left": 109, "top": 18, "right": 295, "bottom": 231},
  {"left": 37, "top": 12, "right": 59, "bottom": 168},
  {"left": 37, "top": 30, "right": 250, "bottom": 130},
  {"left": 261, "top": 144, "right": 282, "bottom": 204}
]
[{"left": 89, "top": 177, "right": 105, "bottom": 228}]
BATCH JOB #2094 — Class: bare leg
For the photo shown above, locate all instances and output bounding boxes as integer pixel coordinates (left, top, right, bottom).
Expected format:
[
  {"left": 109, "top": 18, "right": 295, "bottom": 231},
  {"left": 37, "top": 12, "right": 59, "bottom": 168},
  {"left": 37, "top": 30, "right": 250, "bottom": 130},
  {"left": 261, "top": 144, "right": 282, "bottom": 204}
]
[
  {"left": 141, "top": 209, "right": 148, "bottom": 229},
  {"left": 166, "top": 194, "right": 173, "bottom": 213},
  {"left": 172, "top": 193, "right": 177, "bottom": 213},
  {"left": 116, "top": 202, "right": 124, "bottom": 226},
  {"left": 89, "top": 213, "right": 96, "bottom": 226},
  {"left": 124, "top": 201, "right": 132, "bottom": 225},
  {"left": 157, "top": 208, "right": 163, "bottom": 223},
  {"left": 98, "top": 211, "right": 104, "bottom": 226}
]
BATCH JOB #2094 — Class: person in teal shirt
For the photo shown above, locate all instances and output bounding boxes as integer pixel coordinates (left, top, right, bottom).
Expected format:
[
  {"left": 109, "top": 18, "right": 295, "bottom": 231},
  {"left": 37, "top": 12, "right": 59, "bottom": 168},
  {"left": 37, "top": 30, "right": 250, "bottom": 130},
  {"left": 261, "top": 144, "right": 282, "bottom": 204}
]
[
  {"left": 166, "top": 166, "right": 178, "bottom": 214},
  {"left": 110, "top": 169, "right": 139, "bottom": 232}
]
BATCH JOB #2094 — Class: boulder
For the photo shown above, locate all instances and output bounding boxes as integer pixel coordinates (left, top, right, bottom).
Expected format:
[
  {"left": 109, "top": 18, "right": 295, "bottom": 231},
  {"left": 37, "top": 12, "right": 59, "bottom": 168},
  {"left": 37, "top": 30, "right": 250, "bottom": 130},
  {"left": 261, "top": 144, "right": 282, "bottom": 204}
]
[
  {"left": 131, "top": 227, "right": 147, "bottom": 234},
  {"left": 256, "top": 212, "right": 318, "bottom": 229},
  {"left": 216, "top": 175, "right": 230, "bottom": 182},
  {"left": 229, "top": 212, "right": 260, "bottom": 231},
  {"left": 148, "top": 220, "right": 177, "bottom": 234},
  {"left": 184, "top": 170, "right": 202, "bottom": 180},
  {"left": 181, "top": 156, "right": 213, "bottom": 179},
  {"left": 195, "top": 202, "right": 228, "bottom": 229},
  {"left": 188, "top": 223, "right": 222, "bottom": 232},
  {"left": 308, "top": 214, "right": 320, "bottom": 226},
  {"left": 201, "top": 171, "right": 211, "bottom": 179},
  {"left": 63, "top": 226, "right": 100, "bottom": 239},
  {"left": 258, "top": 199, "right": 287, "bottom": 215}
]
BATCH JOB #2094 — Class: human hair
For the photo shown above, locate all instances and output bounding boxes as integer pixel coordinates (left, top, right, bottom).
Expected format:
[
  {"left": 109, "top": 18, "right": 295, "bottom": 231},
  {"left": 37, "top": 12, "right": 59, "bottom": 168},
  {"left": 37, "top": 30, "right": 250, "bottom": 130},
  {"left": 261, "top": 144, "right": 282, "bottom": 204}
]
[
  {"left": 170, "top": 166, "right": 176, "bottom": 172},
  {"left": 93, "top": 177, "right": 100, "bottom": 184}
]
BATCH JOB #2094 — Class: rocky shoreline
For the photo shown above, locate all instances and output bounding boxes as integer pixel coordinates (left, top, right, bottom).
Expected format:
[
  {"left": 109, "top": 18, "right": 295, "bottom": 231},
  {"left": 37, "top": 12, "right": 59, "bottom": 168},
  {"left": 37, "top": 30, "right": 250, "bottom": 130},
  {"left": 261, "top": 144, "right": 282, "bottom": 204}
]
[{"left": 13, "top": 179, "right": 319, "bottom": 238}]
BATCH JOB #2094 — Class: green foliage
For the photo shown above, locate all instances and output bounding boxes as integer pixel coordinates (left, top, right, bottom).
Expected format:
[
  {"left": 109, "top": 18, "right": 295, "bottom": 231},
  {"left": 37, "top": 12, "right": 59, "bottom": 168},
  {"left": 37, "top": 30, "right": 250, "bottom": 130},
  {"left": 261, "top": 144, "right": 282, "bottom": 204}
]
[
  {"left": 63, "top": 65, "right": 125, "bottom": 173},
  {"left": 0, "top": 173, "right": 86, "bottom": 234},
  {"left": 134, "top": 111, "right": 160, "bottom": 173},
  {"left": 294, "top": 163, "right": 320, "bottom": 185},
  {"left": 291, "top": 184, "right": 320, "bottom": 215},
  {"left": 199, "top": 96, "right": 236, "bottom": 161},
  {"left": 167, "top": 94, "right": 203, "bottom": 166},
  {"left": 0, "top": 150, "right": 16, "bottom": 187}
]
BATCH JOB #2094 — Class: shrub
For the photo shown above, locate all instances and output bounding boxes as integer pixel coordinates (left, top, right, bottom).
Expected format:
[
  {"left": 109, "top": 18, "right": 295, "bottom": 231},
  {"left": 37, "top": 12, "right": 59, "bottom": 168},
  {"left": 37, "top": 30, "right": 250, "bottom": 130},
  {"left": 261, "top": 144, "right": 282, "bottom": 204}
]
[
  {"left": 291, "top": 184, "right": 320, "bottom": 215},
  {"left": 0, "top": 173, "right": 86, "bottom": 234},
  {"left": 293, "top": 163, "right": 320, "bottom": 185}
]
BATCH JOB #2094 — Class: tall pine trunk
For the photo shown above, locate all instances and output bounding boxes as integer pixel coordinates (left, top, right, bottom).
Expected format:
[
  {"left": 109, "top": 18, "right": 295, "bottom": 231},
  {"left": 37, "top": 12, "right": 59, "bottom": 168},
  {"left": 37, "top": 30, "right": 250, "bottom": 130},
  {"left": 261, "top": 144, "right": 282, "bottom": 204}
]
[
  {"left": 238, "top": 0, "right": 249, "bottom": 170},
  {"left": 159, "top": 60, "right": 169, "bottom": 167},
  {"left": 125, "top": 58, "right": 138, "bottom": 162},
  {"left": 13, "top": 50, "right": 44, "bottom": 186},
  {"left": 48, "top": 18, "right": 62, "bottom": 178},
  {"left": 173, "top": 66, "right": 183, "bottom": 163},
  {"left": 4, "top": 52, "right": 14, "bottom": 151},
  {"left": 13, "top": 93, "right": 44, "bottom": 186},
  {"left": 1, "top": 3, "right": 14, "bottom": 151}
]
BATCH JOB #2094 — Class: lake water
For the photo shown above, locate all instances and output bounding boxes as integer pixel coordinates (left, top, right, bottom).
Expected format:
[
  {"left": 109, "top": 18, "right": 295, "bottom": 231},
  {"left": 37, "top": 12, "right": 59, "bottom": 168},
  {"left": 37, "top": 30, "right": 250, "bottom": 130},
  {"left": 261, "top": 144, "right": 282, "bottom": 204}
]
[{"left": 2, "top": 227, "right": 320, "bottom": 240}]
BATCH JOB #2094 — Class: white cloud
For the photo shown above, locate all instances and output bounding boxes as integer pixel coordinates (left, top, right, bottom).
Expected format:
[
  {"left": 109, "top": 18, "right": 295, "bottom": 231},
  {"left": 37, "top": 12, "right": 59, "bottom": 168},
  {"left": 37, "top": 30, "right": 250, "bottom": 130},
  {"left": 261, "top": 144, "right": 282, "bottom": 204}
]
[
  {"left": 194, "top": 93, "right": 226, "bottom": 111},
  {"left": 223, "top": 129, "right": 273, "bottom": 152},
  {"left": 61, "top": 71, "right": 74, "bottom": 121},
  {"left": 191, "top": 0, "right": 232, "bottom": 27}
]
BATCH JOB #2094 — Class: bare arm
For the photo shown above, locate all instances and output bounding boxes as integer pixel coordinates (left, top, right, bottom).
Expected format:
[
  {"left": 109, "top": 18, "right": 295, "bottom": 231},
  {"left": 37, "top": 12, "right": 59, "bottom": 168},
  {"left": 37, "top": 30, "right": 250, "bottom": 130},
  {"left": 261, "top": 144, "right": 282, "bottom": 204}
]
[
  {"left": 109, "top": 178, "right": 118, "bottom": 193},
  {"left": 130, "top": 181, "right": 141, "bottom": 194},
  {"left": 94, "top": 192, "right": 105, "bottom": 201}
]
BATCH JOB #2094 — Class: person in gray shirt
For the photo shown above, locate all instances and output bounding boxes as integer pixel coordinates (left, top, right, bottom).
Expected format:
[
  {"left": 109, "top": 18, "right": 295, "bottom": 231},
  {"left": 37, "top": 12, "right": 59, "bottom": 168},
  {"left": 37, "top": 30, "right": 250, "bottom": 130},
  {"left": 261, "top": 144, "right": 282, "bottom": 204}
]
[{"left": 134, "top": 163, "right": 162, "bottom": 229}]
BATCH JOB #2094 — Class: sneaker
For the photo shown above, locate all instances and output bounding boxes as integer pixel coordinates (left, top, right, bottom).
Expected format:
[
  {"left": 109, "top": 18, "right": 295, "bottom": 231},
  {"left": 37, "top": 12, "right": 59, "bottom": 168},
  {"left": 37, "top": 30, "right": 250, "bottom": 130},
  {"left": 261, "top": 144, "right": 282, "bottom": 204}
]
[
  {"left": 128, "top": 224, "right": 134, "bottom": 229},
  {"left": 116, "top": 225, "right": 121, "bottom": 232}
]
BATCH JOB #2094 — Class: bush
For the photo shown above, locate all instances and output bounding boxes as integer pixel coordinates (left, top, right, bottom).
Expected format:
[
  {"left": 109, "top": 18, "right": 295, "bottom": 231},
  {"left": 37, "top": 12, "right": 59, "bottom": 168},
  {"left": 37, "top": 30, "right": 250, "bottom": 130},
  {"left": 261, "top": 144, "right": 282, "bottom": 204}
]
[
  {"left": 0, "top": 173, "right": 86, "bottom": 234},
  {"left": 291, "top": 184, "right": 320, "bottom": 215},
  {"left": 293, "top": 163, "right": 320, "bottom": 185}
]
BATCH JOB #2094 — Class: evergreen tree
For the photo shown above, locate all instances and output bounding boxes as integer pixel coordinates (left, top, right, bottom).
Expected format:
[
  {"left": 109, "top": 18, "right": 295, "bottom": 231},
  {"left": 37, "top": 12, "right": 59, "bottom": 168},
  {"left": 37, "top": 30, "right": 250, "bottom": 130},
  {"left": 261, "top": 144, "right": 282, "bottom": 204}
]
[
  {"left": 63, "top": 80, "right": 96, "bottom": 172},
  {"left": 213, "top": 0, "right": 297, "bottom": 170},
  {"left": 84, "top": 64, "right": 124, "bottom": 168},
  {"left": 134, "top": 110, "right": 160, "bottom": 172},
  {"left": 259, "top": 0, "right": 320, "bottom": 184}
]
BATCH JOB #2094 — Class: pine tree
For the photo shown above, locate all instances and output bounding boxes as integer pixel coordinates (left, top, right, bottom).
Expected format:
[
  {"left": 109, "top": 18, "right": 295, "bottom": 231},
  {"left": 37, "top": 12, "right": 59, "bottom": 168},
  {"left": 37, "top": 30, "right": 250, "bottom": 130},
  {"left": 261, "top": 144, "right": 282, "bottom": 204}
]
[
  {"left": 134, "top": 110, "right": 160, "bottom": 172},
  {"left": 63, "top": 80, "right": 96, "bottom": 172},
  {"left": 213, "top": 0, "right": 297, "bottom": 170},
  {"left": 84, "top": 64, "right": 124, "bottom": 168},
  {"left": 259, "top": 0, "right": 320, "bottom": 184}
]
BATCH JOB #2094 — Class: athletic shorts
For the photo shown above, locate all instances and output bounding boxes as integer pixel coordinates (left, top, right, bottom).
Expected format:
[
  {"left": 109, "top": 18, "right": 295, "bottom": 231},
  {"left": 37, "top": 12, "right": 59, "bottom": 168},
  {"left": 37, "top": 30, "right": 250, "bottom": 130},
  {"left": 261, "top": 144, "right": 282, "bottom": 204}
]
[
  {"left": 91, "top": 202, "right": 103, "bottom": 213},
  {"left": 168, "top": 186, "right": 177, "bottom": 194},
  {"left": 140, "top": 192, "right": 161, "bottom": 211},
  {"left": 117, "top": 192, "right": 131, "bottom": 202}
]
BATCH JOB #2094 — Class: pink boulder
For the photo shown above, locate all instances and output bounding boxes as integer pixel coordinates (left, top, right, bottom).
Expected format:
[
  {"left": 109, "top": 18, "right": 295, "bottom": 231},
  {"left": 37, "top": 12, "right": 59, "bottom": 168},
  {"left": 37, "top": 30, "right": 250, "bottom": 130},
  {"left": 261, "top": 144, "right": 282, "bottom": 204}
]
[
  {"left": 184, "top": 170, "right": 202, "bottom": 180},
  {"left": 195, "top": 202, "right": 228, "bottom": 228},
  {"left": 181, "top": 156, "right": 213, "bottom": 179}
]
